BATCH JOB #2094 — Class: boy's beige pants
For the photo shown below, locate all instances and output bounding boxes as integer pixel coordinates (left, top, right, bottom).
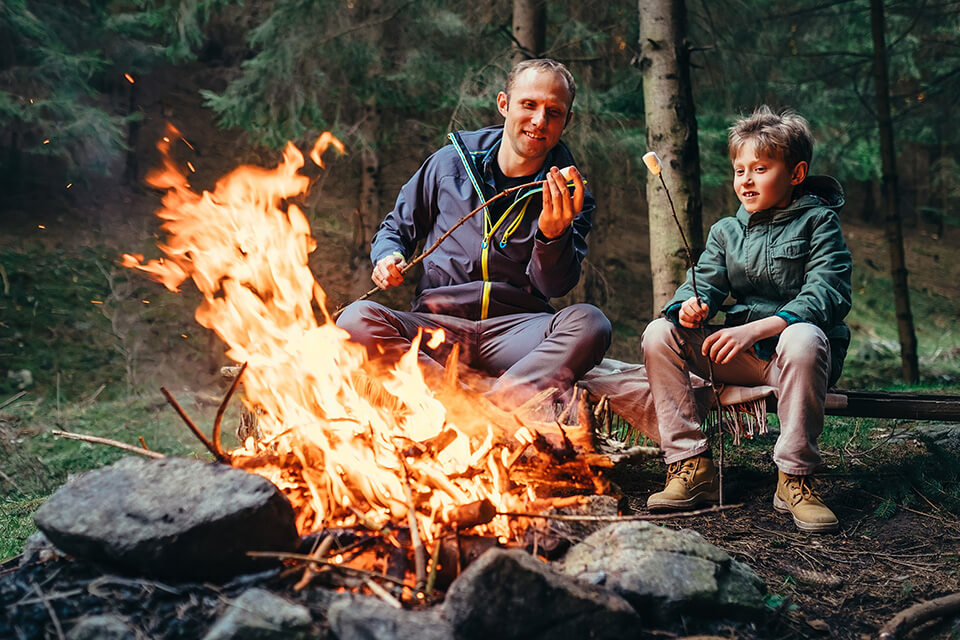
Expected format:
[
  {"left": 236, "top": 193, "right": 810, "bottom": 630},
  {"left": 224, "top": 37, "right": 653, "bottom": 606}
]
[{"left": 641, "top": 318, "right": 831, "bottom": 476}]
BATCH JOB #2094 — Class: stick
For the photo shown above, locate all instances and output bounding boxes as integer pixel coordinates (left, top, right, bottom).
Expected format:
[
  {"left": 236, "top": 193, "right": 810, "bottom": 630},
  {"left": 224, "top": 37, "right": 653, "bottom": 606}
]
[
  {"left": 160, "top": 387, "right": 230, "bottom": 463},
  {"left": 0, "top": 469, "right": 24, "bottom": 494},
  {"left": 294, "top": 531, "right": 335, "bottom": 591},
  {"left": 333, "top": 179, "right": 545, "bottom": 318},
  {"left": 364, "top": 577, "right": 403, "bottom": 609},
  {"left": 213, "top": 362, "right": 247, "bottom": 457},
  {"left": 247, "top": 551, "right": 409, "bottom": 588},
  {"left": 497, "top": 502, "right": 742, "bottom": 522},
  {"left": 50, "top": 430, "right": 166, "bottom": 459},
  {"left": 643, "top": 152, "right": 726, "bottom": 505},
  {"left": 398, "top": 459, "right": 426, "bottom": 591},
  {"left": 878, "top": 592, "right": 960, "bottom": 639},
  {"left": 33, "top": 583, "right": 65, "bottom": 640},
  {"left": 0, "top": 390, "right": 28, "bottom": 411},
  {"left": 425, "top": 538, "right": 442, "bottom": 594}
]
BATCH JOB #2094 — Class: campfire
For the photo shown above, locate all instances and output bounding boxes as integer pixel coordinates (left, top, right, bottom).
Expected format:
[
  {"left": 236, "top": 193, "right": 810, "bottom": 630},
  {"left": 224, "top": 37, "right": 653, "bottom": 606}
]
[{"left": 120, "top": 125, "right": 615, "bottom": 593}]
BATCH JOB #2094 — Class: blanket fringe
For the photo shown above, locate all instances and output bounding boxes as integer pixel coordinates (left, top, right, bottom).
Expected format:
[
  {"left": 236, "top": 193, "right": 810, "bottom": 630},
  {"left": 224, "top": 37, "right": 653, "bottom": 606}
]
[{"left": 704, "top": 398, "right": 769, "bottom": 445}]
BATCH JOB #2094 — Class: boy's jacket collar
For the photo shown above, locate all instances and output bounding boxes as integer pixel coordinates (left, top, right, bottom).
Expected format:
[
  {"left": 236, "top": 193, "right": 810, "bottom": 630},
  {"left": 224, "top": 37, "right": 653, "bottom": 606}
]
[{"left": 738, "top": 175, "right": 845, "bottom": 227}]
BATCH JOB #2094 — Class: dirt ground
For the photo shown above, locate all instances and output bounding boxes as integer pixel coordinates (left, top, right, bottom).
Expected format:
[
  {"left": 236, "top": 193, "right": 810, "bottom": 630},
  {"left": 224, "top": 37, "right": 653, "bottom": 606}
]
[{"left": 613, "top": 438, "right": 960, "bottom": 640}]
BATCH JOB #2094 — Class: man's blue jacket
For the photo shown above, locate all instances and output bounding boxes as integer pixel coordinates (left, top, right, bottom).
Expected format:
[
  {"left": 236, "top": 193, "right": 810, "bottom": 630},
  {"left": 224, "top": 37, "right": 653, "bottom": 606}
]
[{"left": 370, "top": 126, "right": 596, "bottom": 321}]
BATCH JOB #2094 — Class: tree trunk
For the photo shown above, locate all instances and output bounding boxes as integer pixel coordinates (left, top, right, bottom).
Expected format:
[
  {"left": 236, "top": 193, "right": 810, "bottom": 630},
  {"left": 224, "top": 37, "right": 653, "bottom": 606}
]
[
  {"left": 638, "top": 0, "right": 704, "bottom": 314},
  {"left": 512, "top": 0, "right": 546, "bottom": 63},
  {"left": 870, "top": 0, "right": 919, "bottom": 383}
]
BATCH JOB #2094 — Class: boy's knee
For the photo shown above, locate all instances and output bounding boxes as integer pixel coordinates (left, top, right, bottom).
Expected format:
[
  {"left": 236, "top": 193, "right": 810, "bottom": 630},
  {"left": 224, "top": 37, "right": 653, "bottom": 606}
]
[
  {"left": 642, "top": 317, "right": 677, "bottom": 354},
  {"left": 778, "top": 323, "right": 829, "bottom": 367}
]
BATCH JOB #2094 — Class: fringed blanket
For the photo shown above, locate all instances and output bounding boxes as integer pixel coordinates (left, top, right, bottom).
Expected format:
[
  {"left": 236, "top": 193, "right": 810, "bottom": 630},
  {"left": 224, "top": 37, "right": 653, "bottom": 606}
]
[{"left": 579, "top": 358, "right": 846, "bottom": 447}]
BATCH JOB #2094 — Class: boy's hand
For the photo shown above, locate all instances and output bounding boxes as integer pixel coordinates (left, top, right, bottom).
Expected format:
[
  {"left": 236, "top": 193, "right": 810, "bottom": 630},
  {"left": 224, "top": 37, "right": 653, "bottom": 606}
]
[
  {"left": 539, "top": 166, "right": 584, "bottom": 239},
  {"left": 701, "top": 316, "right": 789, "bottom": 364},
  {"left": 372, "top": 253, "right": 406, "bottom": 290},
  {"left": 678, "top": 296, "right": 709, "bottom": 328},
  {"left": 702, "top": 325, "right": 758, "bottom": 364}
]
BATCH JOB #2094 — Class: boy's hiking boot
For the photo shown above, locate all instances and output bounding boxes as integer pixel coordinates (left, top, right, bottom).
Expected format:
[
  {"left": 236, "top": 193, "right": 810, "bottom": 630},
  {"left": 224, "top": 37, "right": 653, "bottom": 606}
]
[
  {"left": 773, "top": 471, "right": 838, "bottom": 533},
  {"left": 647, "top": 455, "right": 719, "bottom": 512}
]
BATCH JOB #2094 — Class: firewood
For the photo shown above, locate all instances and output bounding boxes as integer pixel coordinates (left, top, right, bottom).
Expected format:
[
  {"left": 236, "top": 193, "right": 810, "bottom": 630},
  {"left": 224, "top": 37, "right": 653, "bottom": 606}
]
[{"left": 450, "top": 499, "right": 496, "bottom": 529}]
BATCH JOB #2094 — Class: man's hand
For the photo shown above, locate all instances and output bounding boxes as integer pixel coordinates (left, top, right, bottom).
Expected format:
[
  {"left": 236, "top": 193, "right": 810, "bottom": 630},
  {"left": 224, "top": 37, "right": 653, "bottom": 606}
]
[
  {"left": 678, "top": 296, "right": 709, "bottom": 329},
  {"left": 372, "top": 253, "right": 407, "bottom": 290},
  {"left": 538, "top": 165, "right": 584, "bottom": 240}
]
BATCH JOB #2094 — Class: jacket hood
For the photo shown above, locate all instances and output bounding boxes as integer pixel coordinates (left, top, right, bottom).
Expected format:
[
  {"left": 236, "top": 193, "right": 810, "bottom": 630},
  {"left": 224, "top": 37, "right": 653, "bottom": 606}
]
[{"left": 738, "top": 175, "right": 845, "bottom": 226}]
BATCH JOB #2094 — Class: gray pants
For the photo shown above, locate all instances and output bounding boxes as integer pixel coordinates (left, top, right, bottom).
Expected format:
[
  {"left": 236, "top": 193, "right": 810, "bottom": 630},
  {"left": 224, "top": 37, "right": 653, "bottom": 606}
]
[
  {"left": 336, "top": 300, "right": 611, "bottom": 406},
  {"left": 641, "top": 318, "right": 831, "bottom": 475}
]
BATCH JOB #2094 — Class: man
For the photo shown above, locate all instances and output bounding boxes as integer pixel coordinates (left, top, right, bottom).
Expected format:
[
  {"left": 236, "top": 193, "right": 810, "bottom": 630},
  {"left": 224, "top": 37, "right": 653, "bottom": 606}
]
[{"left": 336, "top": 58, "right": 611, "bottom": 409}]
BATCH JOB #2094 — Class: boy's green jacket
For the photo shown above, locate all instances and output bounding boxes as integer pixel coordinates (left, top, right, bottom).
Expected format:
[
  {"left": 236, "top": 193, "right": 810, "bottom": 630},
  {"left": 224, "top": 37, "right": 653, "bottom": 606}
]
[{"left": 664, "top": 175, "right": 852, "bottom": 385}]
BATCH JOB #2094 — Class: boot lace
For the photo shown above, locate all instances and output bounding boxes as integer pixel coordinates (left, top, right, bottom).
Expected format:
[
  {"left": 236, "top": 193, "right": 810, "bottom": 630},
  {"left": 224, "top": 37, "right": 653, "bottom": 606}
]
[
  {"left": 784, "top": 474, "right": 821, "bottom": 506},
  {"left": 666, "top": 458, "right": 698, "bottom": 483}
]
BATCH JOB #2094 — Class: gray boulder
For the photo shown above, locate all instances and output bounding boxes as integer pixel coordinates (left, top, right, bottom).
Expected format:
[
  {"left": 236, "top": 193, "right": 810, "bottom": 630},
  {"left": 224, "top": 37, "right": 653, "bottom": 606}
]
[
  {"left": 202, "top": 588, "right": 312, "bottom": 640},
  {"left": 442, "top": 548, "right": 640, "bottom": 640},
  {"left": 328, "top": 594, "right": 453, "bottom": 640},
  {"left": 34, "top": 457, "right": 298, "bottom": 582},
  {"left": 558, "top": 521, "right": 765, "bottom": 621}
]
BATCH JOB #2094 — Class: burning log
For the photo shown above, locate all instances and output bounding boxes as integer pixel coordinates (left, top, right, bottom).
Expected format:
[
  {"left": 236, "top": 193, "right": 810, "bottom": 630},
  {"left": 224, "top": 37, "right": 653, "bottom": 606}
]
[{"left": 448, "top": 499, "right": 497, "bottom": 530}]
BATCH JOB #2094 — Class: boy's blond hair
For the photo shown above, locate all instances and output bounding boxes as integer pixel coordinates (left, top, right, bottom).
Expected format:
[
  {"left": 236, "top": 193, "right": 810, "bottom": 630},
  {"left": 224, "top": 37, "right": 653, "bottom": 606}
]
[{"left": 728, "top": 105, "right": 813, "bottom": 170}]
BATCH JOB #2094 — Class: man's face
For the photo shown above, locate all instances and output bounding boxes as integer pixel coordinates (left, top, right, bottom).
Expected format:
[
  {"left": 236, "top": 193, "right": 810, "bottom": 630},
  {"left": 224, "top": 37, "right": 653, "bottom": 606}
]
[
  {"left": 497, "top": 69, "right": 572, "bottom": 171},
  {"left": 732, "top": 140, "right": 806, "bottom": 213}
]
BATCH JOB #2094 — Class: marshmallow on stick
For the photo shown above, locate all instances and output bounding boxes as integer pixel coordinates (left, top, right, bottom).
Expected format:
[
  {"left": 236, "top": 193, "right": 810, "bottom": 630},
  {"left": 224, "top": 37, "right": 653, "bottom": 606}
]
[{"left": 642, "top": 151, "right": 662, "bottom": 175}]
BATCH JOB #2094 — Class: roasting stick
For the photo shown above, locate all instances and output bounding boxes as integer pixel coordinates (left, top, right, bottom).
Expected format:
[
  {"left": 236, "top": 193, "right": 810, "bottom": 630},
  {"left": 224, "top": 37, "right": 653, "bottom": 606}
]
[
  {"left": 642, "top": 152, "right": 726, "bottom": 507},
  {"left": 332, "top": 170, "right": 581, "bottom": 319}
]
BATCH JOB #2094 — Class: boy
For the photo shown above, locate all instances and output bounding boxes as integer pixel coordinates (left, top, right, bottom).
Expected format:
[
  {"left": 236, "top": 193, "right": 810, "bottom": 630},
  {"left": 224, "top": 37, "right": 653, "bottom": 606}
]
[{"left": 641, "top": 106, "right": 852, "bottom": 533}]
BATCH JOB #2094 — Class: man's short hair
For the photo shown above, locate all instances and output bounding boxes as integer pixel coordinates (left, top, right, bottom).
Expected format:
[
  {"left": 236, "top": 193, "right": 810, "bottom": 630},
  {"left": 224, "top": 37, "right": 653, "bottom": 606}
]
[
  {"left": 505, "top": 58, "right": 576, "bottom": 109},
  {"left": 728, "top": 105, "right": 813, "bottom": 169}
]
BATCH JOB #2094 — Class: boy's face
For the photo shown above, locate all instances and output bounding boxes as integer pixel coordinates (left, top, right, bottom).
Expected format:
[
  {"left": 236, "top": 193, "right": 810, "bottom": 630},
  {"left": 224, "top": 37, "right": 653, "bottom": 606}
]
[{"left": 732, "top": 140, "right": 807, "bottom": 213}]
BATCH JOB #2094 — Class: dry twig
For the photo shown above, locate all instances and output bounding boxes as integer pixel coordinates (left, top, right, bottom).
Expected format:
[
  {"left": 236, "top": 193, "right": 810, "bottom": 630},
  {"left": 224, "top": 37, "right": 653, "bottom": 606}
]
[
  {"left": 364, "top": 577, "right": 403, "bottom": 609},
  {"left": 50, "top": 430, "right": 166, "bottom": 459},
  {"left": 160, "top": 387, "right": 229, "bottom": 463},
  {"left": 247, "top": 551, "right": 408, "bottom": 587},
  {"left": 294, "top": 531, "right": 335, "bottom": 591},
  {"left": 213, "top": 362, "right": 247, "bottom": 456},
  {"left": 498, "top": 503, "right": 743, "bottom": 522},
  {"left": 32, "top": 583, "right": 65, "bottom": 640}
]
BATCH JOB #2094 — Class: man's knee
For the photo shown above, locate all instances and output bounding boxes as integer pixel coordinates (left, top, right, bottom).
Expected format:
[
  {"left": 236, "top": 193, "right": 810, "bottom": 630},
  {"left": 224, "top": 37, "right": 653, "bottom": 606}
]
[
  {"left": 335, "top": 300, "right": 393, "bottom": 347},
  {"left": 556, "top": 304, "right": 612, "bottom": 351},
  {"left": 778, "top": 323, "right": 829, "bottom": 368}
]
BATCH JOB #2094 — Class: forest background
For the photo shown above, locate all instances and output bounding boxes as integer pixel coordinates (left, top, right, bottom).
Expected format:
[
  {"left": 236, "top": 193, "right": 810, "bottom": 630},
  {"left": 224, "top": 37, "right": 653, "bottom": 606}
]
[{"left": 2, "top": 0, "right": 960, "bottom": 562}]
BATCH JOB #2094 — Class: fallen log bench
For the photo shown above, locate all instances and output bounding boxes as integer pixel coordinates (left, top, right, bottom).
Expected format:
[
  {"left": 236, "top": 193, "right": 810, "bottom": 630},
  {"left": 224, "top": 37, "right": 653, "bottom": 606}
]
[{"left": 811, "top": 389, "right": 960, "bottom": 422}]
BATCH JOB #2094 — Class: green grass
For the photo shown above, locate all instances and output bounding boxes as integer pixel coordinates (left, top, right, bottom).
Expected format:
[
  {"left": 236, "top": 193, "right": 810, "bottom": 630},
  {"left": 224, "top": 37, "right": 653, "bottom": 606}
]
[{"left": 843, "top": 269, "right": 960, "bottom": 387}]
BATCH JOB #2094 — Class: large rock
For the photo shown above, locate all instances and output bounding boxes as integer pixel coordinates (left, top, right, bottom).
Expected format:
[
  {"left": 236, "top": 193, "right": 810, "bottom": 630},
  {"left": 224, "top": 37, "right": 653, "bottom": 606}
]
[
  {"left": 202, "top": 588, "right": 312, "bottom": 640},
  {"left": 34, "top": 457, "right": 298, "bottom": 582},
  {"left": 442, "top": 548, "right": 640, "bottom": 640},
  {"left": 328, "top": 594, "right": 454, "bottom": 640},
  {"left": 558, "top": 521, "right": 765, "bottom": 621}
]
